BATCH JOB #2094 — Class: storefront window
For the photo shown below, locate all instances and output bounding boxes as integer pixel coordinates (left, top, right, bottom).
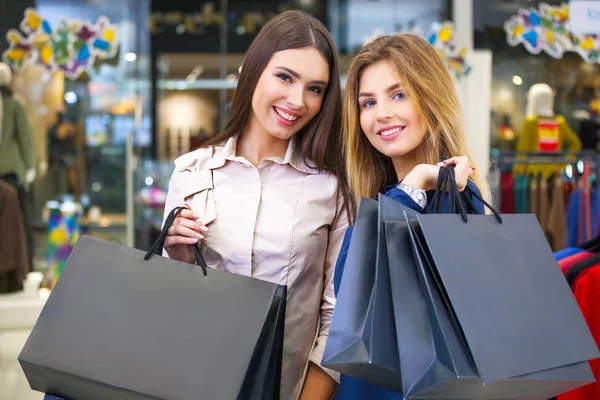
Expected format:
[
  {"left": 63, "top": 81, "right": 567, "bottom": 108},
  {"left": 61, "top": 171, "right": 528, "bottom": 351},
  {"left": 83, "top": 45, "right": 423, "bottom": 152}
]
[{"left": 474, "top": 0, "right": 600, "bottom": 152}]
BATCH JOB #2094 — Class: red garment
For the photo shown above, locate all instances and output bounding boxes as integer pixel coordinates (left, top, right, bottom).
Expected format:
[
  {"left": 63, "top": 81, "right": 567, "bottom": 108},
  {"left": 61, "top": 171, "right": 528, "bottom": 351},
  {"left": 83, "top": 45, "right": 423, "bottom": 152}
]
[
  {"left": 558, "top": 266, "right": 600, "bottom": 400},
  {"left": 558, "top": 251, "right": 594, "bottom": 275},
  {"left": 501, "top": 173, "right": 515, "bottom": 214}
]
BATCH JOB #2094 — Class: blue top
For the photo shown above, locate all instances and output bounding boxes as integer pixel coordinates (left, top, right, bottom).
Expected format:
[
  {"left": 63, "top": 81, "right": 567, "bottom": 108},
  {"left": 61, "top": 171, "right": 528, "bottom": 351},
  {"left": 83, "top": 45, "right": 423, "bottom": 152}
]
[{"left": 332, "top": 180, "right": 484, "bottom": 400}]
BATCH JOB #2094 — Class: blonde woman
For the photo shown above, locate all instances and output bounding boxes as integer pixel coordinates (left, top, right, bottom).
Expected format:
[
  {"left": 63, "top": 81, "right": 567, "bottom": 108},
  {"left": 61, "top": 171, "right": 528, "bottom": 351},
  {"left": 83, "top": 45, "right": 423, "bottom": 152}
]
[{"left": 332, "top": 34, "right": 489, "bottom": 399}]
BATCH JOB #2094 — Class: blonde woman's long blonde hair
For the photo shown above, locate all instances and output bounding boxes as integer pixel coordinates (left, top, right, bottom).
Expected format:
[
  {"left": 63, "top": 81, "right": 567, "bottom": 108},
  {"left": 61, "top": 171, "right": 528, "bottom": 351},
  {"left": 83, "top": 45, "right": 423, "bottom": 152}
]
[{"left": 344, "top": 34, "right": 490, "bottom": 206}]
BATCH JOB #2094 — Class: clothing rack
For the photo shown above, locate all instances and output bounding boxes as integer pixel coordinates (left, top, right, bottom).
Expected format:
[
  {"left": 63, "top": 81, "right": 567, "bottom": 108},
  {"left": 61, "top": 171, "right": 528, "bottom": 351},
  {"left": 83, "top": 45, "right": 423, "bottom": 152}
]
[{"left": 489, "top": 151, "right": 600, "bottom": 178}]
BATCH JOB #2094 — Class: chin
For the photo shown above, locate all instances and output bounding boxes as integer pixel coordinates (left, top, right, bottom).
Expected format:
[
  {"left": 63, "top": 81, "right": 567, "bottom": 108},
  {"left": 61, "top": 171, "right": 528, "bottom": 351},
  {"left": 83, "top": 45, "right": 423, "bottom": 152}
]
[
  {"left": 373, "top": 144, "right": 416, "bottom": 159},
  {"left": 268, "top": 129, "right": 297, "bottom": 141}
]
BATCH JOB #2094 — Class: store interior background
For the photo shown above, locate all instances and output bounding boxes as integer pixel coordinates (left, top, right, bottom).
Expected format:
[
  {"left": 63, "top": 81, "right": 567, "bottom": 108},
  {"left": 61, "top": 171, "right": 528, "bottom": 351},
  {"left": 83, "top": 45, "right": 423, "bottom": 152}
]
[{"left": 2, "top": 0, "right": 600, "bottom": 398}]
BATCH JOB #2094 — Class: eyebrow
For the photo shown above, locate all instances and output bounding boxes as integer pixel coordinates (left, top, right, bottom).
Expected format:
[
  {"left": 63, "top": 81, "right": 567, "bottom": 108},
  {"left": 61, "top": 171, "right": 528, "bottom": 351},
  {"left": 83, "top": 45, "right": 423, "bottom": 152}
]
[
  {"left": 276, "top": 66, "right": 328, "bottom": 86},
  {"left": 358, "top": 83, "right": 402, "bottom": 98}
]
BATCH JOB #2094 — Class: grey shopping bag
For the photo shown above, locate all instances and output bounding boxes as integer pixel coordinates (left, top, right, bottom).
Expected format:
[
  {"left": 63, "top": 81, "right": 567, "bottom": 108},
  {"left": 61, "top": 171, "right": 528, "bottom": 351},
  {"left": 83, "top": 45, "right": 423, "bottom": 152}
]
[{"left": 19, "top": 207, "right": 286, "bottom": 400}]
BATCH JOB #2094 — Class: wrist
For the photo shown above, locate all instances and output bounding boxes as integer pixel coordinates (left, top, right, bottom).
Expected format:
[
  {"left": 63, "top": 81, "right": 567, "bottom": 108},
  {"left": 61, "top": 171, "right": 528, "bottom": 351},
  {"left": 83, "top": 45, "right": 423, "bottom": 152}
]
[{"left": 403, "top": 164, "right": 437, "bottom": 191}]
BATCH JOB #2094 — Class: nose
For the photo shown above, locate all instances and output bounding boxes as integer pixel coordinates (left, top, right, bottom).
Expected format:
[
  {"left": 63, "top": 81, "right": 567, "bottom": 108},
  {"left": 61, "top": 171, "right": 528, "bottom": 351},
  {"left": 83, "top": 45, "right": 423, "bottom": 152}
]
[
  {"left": 286, "top": 85, "right": 303, "bottom": 110},
  {"left": 376, "top": 99, "right": 393, "bottom": 123}
]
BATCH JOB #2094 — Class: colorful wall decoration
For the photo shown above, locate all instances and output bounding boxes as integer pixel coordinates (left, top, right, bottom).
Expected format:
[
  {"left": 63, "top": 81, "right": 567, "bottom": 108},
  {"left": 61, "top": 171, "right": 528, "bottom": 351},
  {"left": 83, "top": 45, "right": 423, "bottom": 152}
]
[
  {"left": 2, "top": 8, "right": 119, "bottom": 80},
  {"left": 363, "top": 22, "right": 471, "bottom": 80},
  {"left": 504, "top": 2, "right": 600, "bottom": 63}
]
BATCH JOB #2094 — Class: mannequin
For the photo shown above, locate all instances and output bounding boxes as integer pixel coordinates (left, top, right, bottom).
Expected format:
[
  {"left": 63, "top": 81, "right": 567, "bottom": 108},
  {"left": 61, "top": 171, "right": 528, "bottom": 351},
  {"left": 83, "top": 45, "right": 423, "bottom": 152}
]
[
  {"left": 0, "top": 62, "right": 36, "bottom": 285},
  {"left": 0, "top": 62, "right": 36, "bottom": 188},
  {"left": 517, "top": 83, "right": 581, "bottom": 178},
  {"left": 516, "top": 83, "right": 580, "bottom": 251}
]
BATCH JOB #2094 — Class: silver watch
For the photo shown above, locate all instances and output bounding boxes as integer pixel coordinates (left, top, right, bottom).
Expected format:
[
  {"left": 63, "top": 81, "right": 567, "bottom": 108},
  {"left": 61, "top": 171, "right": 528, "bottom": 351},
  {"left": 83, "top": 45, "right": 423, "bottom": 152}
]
[{"left": 396, "top": 182, "right": 427, "bottom": 209}]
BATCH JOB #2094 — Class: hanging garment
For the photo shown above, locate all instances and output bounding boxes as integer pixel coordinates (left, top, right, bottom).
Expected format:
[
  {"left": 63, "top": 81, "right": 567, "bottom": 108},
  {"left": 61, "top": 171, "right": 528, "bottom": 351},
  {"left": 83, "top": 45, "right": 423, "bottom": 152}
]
[
  {"left": 516, "top": 115, "right": 582, "bottom": 179},
  {"left": 514, "top": 175, "right": 524, "bottom": 214},
  {"left": 546, "top": 175, "right": 567, "bottom": 251},
  {"left": 530, "top": 175, "right": 540, "bottom": 222},
  {"left": 501, "top": 173, "right": 515, "bottom": 214},
  {"left": 558, "top": 266, "right": 600, "bottom": 400},
  {"left": 514, "top": 174, "right": 530, "bottom": 214},
  {"left": 2, "top": 174, "right": 34, "bottom": 272},
  {"left": 0, "top": 180, "right": 28, "bottom": 292},
  {"left": 566, "top": 188, "right": 600, "bottom": 247},
  {"left": 564, "top": 181, "right": 576, "bottom": 213},
  {"left": 539, "top": 176, "right": 551, "bottom": 244},
  {"left": 489, "top": 168, "right": 502, "bottom": 210}
]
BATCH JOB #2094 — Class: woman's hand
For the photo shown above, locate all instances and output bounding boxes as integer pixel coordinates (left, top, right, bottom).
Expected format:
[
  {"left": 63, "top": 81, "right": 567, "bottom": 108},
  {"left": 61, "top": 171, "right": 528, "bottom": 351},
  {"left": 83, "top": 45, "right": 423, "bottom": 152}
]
[
  {"left": 402, "top": 156, "right": 474, "bottom": 192},
  {"left": 164, "top": 204, "right": 209, "bottom": 264}
]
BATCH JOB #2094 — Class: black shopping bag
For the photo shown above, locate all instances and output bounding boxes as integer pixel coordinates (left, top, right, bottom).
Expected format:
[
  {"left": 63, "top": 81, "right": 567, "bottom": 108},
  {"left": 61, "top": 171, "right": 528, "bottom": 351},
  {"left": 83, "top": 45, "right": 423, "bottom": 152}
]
[
  {"left": 19, "top": 207, "right": 286, "bottom": 400},
  {"left": 385, "top": 166, "right": 599, "bottom": 399},
  {"left": 322, "top": 197, "right": 402, "bottom": 392}
]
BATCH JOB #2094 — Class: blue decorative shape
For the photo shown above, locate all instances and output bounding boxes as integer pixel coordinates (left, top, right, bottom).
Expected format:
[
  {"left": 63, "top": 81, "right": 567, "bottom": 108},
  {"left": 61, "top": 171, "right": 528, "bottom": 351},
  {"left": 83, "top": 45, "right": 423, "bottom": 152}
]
[
  {"left": 529, "top": 12, "right": 541, "bottom": 27},
  {"left": 42, "top": 20, "right": 52, "bottom": 34},
  {"left": 523, "top": 30, "right": 538, "bottom": 47},
  {"left": 93, "top": 38, "right": 110, "bottom": 51},
  {"left": 428, "top": 33, "right": 437, "bottom": 44},
  {"left": 78, "top": 44, "right": 90, "bottom": 61}
]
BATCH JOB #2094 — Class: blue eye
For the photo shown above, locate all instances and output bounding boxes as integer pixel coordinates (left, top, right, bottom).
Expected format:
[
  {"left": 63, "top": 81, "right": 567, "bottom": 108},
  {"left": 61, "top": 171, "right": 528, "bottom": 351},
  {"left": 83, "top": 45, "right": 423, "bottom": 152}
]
[
  {"left": 277, "top": 73, "right": 292, "bottom": 83},
  {"left": 393, "top": 92, "right": 406, "bottom": 100},
  {"left": 362, "top": 100, "right": 375, "bottom": 108}
]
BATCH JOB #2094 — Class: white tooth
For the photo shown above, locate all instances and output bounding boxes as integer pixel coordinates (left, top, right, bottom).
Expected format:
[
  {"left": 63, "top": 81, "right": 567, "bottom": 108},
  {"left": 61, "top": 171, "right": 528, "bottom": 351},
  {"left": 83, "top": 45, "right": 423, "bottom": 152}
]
[{"left": 276, "top": 107, "right": 298, "bottom": 121}]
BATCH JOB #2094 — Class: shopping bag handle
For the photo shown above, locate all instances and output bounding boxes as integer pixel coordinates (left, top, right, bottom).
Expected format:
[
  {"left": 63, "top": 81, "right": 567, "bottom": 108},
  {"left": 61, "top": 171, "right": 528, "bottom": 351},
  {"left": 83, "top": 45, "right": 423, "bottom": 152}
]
[
  {"left": 144, "top": 206, "right": 209, "bottom": 275},
  {"left": 430, "top": 165, "right": 503, "bottom": 224}
]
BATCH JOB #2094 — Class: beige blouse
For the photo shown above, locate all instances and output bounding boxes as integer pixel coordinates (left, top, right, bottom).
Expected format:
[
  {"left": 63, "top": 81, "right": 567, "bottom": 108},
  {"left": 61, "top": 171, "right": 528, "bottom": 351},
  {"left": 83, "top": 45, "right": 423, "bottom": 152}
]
[{"left": 162, "top": 135, "right": 349, "bottom": 400}]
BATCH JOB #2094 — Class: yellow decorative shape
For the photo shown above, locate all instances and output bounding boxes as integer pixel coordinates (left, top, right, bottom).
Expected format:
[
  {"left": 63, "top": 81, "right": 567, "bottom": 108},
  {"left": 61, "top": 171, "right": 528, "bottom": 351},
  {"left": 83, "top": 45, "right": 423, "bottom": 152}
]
[
  {"left": 6, "top": 48, "right": 24, "bottom": 61},
  {"left": 438, "top": 26, "right": 452, "bottom": 42},
  {"left": 103, "top": 27, "right": 115, "bottom": 43},
  {"left": 546, "top": 29, "right": 554, "bottom": 44},
  {"left": 32, "top": 32, "right": 50, "bottom": 47},
  {"left": 7, "top": 32, "right": 21, "bottom": 44},
  {"left": 26, "top": 10, "right": 41, "bottom": 30},
  {"left": 513, "top": 24, "right": 524, "bottom": 36},
  {"left": 581, "top": 37, "right": 594, "bottom": 50},
  {"left": 41, "top": 46, "right": 53, "bottom": 64},
  {"left": 458, "top": 47, "right": 467, "bottom": 57}
]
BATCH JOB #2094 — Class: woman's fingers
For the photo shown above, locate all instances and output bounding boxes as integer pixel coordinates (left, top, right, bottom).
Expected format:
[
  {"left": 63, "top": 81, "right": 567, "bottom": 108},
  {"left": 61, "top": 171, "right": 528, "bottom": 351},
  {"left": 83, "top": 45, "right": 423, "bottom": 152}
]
[
  {"left": 168, "top": 224, "right": 205, "bottom": 240},
  {"left": 164, "top": 235, "right": 199, "bottom": 247}
]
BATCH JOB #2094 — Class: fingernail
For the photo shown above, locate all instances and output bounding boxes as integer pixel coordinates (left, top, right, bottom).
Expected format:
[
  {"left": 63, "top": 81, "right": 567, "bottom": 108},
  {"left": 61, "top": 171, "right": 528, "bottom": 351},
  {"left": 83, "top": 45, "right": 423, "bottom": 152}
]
[
  {"left": 195, "top": 233, "right": 204, "bottom": 239},
  {"left": 192, "top": 238, "right": 198, "bottom": 243},
  {"left": 193, "top": 213, "right": 201, "bottom": 219},
  {"left": 200, "top": 226, "right": 209, "bottom": 232}
]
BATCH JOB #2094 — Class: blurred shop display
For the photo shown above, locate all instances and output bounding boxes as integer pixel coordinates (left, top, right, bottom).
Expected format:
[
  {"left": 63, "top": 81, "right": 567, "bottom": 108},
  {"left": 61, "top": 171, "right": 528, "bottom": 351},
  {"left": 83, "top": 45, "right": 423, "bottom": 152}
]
[
  {"left": 44, "top": 199, "right": 82, "bottom": 290},
  {"left": 2, "top": 8, "right": 119, "bottom": 80}
]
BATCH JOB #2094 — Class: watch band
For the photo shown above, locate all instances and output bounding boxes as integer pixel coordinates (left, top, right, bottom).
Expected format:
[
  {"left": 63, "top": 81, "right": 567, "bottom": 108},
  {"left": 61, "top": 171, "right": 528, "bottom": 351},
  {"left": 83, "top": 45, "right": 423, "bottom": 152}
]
[{"left": 396, "top": 182, "right": 427, "bottom": 209}]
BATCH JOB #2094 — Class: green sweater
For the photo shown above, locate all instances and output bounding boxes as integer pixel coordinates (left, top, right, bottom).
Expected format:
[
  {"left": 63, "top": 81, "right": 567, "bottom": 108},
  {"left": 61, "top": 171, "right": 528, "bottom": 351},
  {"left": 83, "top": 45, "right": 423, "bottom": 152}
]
[{"left": 0, "top": 95, "right": 35, "bottom": 187}]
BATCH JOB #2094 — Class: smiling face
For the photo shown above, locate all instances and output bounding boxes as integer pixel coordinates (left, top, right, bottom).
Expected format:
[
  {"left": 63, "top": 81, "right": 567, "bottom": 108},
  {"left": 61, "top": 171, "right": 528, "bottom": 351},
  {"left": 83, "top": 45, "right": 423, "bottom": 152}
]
[
  {"left": 249, "top": 47, "right": 330, "bottom": 142},
  {"left": 358, "top": 60, "right": 426, "bottom": 160}
]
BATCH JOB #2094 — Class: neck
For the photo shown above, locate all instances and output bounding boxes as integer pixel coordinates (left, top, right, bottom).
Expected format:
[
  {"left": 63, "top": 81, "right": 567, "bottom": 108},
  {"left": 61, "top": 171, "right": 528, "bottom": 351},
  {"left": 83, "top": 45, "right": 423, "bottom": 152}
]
[
  {"left": 237, "top": 115, "right": 290, "bottom": 167},
  {"left": 391, "top": 151, "right": 420, "bottom": 182}
]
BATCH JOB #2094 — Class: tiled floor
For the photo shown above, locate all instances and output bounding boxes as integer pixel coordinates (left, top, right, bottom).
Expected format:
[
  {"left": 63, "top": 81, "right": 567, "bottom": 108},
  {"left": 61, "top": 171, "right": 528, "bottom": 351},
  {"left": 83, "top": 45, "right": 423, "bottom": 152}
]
[{"left": 0, "top": 329, "right": 43, "bottom": 400}]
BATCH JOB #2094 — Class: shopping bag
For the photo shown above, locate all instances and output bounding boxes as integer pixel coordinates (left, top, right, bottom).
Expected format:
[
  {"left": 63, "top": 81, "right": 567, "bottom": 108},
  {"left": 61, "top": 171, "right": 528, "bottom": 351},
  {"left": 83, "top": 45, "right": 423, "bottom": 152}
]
[
  {"left": 19, "top": 207, "right": 286, "bottom": 400},
  {"left": 322, "top": 197, "right": 402, "bottom": 392},
  {"left": 387, "top": 166, "right": 599, "bottom": 399}
]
